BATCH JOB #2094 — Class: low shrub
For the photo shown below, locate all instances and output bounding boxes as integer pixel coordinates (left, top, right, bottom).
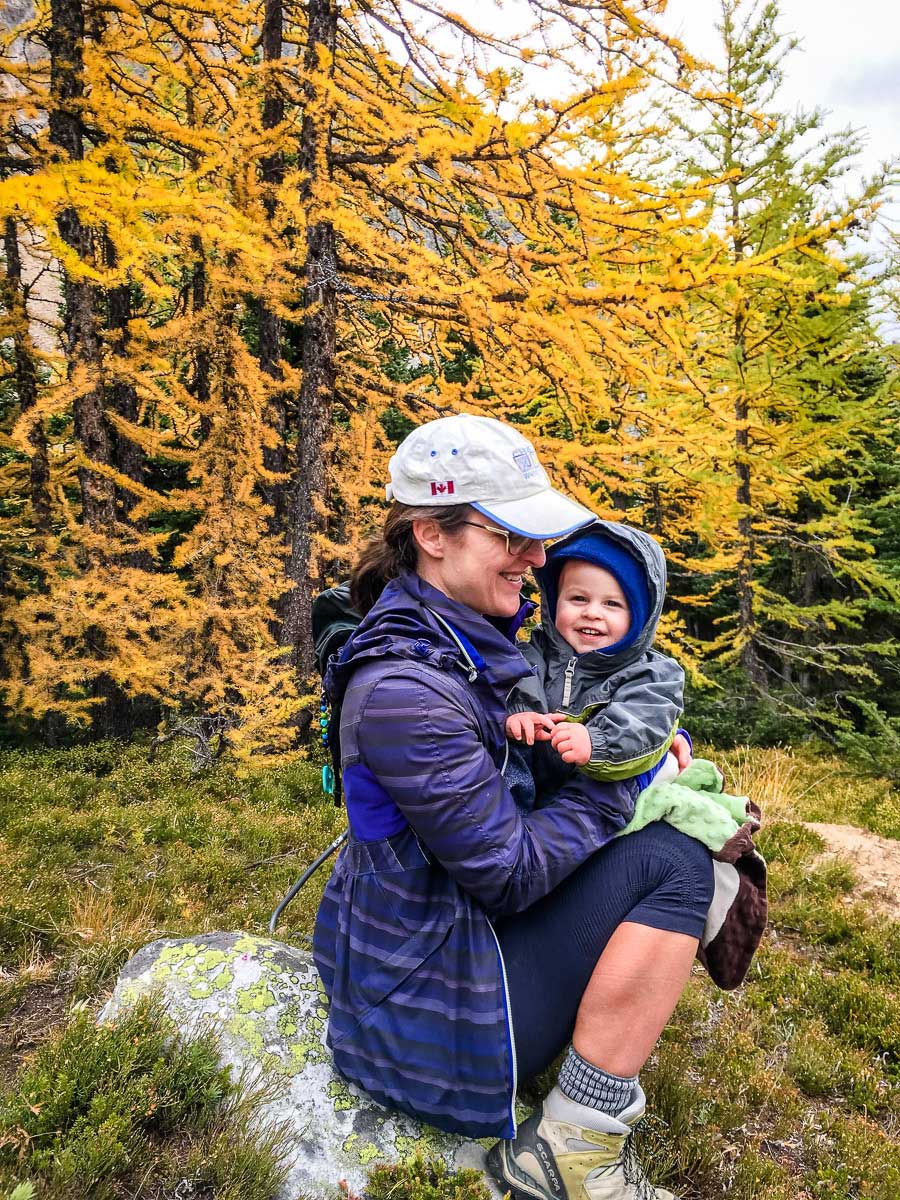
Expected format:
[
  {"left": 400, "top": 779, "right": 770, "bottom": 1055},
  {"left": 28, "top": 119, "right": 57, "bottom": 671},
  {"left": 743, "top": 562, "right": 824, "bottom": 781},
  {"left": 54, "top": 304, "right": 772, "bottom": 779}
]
[
  {"left": 364, "top": 1154, "right": 491, "bottom": 1200},
  {"left": 0, "top": 997, "right": 287, "bottom": 1199}
]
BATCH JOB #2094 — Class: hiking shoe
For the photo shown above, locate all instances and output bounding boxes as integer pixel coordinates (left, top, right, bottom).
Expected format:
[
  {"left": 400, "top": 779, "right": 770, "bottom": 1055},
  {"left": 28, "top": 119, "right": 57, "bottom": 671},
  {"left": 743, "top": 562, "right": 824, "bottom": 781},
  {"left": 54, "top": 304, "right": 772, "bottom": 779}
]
[{"left": 486, "top": 1085, "right": 677, "bottom": 1200}]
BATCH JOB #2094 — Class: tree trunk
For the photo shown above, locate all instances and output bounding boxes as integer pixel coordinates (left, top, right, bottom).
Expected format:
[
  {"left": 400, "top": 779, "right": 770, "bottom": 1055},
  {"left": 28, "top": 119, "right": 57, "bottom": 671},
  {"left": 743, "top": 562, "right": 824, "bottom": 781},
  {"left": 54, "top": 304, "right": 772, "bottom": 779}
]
[
  {"left": 281, "top": 0, "right": 337, "bottom": 679},
  {"left": 104, "top": 235, "right": 144, "bottom": 521},
  {"left": 3, "top": 216, "right": 51, "bottom": 535},
  {"left": 48, "top": 0, "right": 116, "bottom": 530},
  {"left": 731, "top": 293, "right": 766, "bottom": 688},
  {"left": 732, "top": 294, "right": 765, "bottom": 689},
  {"left": 189, "top": 234, "right": 211, "bottom": 442},
  {"left": 104, "top": 236, "right": 155, "bottom": 573},
  {"left": 258, "top": 0, "right": 288, "bottom": 532},
  {"left": 725, "top": 110, "right": 766, "bottom": 692},
  {"left": 734, "top": 393, "right": 765, "bottom": 687}
]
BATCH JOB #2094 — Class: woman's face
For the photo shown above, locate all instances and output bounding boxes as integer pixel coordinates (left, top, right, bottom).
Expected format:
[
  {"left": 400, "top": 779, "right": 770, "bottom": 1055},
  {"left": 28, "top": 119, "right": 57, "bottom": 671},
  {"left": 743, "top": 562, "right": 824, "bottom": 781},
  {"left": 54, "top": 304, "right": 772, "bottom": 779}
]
[{"left": 414, "top": 516, "right": 546, "bottom": 617}]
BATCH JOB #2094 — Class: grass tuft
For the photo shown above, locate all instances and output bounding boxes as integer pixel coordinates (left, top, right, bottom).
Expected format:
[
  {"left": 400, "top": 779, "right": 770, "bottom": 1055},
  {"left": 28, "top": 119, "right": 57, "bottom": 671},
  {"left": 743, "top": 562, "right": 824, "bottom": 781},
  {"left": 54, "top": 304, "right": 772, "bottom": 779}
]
[
  {"left": 0, "top": 997, "right": 286, "bottom": 1200},
  {"left": 364, "top": 1154, "right": 491, "bottom": 1200},
  {"left": 161, "top": 1117, "right": 289, "bottom": 1200},
  {"left": 62, "top": 890, "right": 161, "bottom": 1000}
]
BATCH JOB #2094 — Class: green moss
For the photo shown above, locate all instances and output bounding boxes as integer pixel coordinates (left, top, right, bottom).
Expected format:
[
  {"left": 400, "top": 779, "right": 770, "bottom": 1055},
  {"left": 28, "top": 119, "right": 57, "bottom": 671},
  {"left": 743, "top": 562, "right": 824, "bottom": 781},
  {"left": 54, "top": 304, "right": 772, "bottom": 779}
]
[
  {"left": 394, "top": 1131, "right": 447, "bottom": 1160},
  {"left": 328, "top": 1078, "right": 356, "bottom": 1112},
  {"left": 277, "top": 1005, "right": 299, "bottom": 1037},
  {"left": 342, "top": 1132, "right": 384, "bottom": 1166},
  {"left": 288, "top": 1038, "right": 329, "bottom": 1071},
  {"left": 194, "top": 949, "right": 230, "bottom": 970},
  {"left": 214, "top": 966, "right": 235, "bottom": 989},
  {"left": 226, "top": 1013, "right": 265, "bottom": 1059},
  {"left": 365, "top": 1154, "right": 491, "bottom": 1200}
]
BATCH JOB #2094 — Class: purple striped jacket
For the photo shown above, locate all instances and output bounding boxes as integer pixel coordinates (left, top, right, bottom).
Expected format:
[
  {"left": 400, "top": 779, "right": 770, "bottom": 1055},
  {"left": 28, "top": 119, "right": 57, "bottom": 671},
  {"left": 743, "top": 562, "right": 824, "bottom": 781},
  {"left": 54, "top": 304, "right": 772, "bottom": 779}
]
[{"left": 312, "top": 572, "right": 635, "bottom": 1138}]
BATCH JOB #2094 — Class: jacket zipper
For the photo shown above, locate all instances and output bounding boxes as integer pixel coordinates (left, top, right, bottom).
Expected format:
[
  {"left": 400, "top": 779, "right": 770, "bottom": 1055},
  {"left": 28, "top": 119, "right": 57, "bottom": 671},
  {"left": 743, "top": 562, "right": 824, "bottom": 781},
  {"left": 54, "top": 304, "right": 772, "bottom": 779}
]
[
  {"left": 423, "top": 606, "right": 479, "bottom": 682},
  {"left": 423, "top": 619, "right": 516, "bottom": 1131},
  {"left": 487, "top": 916, "right": 518, "bottom": 1136},
  {"left": 494, "top": 710, "right": 515, "bottom": 1132},
  {"left": 561, "top": 656, "right": 577, "bottom": 708}
]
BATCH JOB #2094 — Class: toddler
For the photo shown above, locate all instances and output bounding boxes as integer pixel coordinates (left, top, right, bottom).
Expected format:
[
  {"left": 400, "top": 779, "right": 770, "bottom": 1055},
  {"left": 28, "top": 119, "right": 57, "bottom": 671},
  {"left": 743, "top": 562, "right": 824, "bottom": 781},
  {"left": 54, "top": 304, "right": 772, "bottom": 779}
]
[{"left": 507, "top": 519, "right": 685, "bottom": 793}]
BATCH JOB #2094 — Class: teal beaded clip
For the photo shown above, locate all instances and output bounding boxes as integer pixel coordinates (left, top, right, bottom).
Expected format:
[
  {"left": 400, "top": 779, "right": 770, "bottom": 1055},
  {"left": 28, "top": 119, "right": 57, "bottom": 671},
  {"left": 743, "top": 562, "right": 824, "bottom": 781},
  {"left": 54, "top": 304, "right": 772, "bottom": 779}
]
[{"left": 320, "top": 695, "right": 334, "bottom": 795}]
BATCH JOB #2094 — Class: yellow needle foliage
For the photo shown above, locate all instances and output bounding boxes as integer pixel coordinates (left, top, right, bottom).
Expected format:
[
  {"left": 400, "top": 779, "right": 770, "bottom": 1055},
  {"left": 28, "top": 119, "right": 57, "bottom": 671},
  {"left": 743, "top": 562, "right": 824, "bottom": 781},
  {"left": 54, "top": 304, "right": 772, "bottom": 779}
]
[{"left": 0, "top": 0, "right": 894, "bottom": 747}]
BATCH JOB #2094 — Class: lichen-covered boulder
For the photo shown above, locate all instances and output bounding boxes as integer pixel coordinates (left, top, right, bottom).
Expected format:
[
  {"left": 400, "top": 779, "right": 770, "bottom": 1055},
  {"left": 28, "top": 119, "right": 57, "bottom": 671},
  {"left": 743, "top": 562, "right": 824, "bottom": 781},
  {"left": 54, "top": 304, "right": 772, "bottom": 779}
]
[{"left": 101, "top": 932, "right": 504, "bottom": 1199}]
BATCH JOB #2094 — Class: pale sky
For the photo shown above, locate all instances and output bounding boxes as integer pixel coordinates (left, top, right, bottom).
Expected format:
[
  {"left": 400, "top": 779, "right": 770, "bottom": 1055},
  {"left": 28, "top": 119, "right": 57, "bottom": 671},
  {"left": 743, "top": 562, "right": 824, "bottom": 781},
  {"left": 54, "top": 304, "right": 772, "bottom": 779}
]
[
  {"left": 447, "top": 0, "right": 898, "bottom": 200},
  {"left": 445, "top": 0, "right": 897, "bottom": 328},
  {"left": 662, "top": 0, "right": 898, "bottom": 328},
  {"left": 662, "top": 0, "right": 899, "bottom": 146},
  {"left": 661, "top": 0, "right": 899, "bottom": 212}
]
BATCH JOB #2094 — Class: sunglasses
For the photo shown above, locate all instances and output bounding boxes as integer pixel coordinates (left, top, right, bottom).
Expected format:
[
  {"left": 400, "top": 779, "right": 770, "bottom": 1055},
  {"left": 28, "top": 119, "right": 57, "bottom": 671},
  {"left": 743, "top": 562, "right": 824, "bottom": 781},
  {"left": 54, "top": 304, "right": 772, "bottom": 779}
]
[{"left": 459, "top": 521, "right": 545, "bottom": 557}]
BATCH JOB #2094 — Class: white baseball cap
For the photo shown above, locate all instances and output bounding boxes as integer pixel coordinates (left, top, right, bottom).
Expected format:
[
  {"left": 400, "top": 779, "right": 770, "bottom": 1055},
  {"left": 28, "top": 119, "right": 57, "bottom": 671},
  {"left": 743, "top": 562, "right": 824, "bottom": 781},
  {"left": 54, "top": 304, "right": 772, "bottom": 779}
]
[{"left": 385, "top": 413, "right": 595, "bottom": 539}]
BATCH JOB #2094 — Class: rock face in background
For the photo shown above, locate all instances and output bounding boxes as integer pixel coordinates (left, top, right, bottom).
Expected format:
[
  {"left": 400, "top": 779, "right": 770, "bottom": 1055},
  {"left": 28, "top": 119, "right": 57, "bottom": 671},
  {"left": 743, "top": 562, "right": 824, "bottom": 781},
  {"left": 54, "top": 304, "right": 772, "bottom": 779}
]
[
  {"left": 102, "top": 932, "right": 503, "bottom": 1199},
  {"left": 0, "top": 0, "right": 34, "bottom": 26},
  {"left": 1, "top": 0, "right": 62, "bottom": 356}
]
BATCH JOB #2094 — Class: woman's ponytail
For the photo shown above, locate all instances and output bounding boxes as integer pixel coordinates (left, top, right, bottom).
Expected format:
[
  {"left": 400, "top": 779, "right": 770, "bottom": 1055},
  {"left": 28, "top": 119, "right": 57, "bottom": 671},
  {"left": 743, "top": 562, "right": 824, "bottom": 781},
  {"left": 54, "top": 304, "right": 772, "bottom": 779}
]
[{"left": 349, "top": 502, "right": 469, "bottom": 614}]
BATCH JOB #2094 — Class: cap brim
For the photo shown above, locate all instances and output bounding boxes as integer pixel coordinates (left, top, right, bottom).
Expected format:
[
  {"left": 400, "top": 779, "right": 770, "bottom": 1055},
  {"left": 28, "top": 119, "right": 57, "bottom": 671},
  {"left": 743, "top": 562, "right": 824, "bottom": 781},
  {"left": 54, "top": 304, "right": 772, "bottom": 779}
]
[{"left": 472, "top": 490, "right": 595, "bottom": 539}]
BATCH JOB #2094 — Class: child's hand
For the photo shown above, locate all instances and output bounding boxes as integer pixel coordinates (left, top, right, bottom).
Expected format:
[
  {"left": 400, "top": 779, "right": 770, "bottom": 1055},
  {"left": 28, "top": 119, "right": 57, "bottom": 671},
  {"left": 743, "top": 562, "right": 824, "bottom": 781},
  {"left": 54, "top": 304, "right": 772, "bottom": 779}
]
[
  {"left": 506, "top": 711, "right": 558, "bottom": 745},
  {"left": 549, "top": 719, "right": 592, "bottom": 765},
  {"left": 671, "top": 732, "right": 693, "bottom": 772}
]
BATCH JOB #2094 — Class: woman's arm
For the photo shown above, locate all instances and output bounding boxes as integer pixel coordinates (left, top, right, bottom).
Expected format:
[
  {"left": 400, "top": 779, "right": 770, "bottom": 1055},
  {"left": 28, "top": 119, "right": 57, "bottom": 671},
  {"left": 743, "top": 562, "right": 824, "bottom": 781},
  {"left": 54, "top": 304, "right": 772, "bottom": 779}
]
[{"left": 354, "top": 668, "right": 636, "bottom": 918}]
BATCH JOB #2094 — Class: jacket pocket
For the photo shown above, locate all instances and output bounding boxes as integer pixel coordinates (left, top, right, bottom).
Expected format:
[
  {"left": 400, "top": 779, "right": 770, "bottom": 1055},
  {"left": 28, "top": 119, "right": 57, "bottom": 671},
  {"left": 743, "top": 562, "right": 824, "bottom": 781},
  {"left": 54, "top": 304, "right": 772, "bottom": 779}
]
[
  {"left": 336, "top": 919, "right": 454, "bottom": 1036},
  {"left": 370, "top": 869, "right": 455, "bottom": 937}
]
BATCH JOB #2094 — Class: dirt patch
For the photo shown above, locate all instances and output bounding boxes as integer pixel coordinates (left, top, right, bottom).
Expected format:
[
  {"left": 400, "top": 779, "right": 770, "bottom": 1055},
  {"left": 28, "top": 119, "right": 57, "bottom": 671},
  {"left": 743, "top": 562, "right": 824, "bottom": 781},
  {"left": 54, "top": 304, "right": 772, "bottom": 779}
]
[
  {"left": 806, "top": 823, "right": 900, "bottom": 920},
  {"left": 0, "top": 976, "right": 71, "bottom": 1086}
]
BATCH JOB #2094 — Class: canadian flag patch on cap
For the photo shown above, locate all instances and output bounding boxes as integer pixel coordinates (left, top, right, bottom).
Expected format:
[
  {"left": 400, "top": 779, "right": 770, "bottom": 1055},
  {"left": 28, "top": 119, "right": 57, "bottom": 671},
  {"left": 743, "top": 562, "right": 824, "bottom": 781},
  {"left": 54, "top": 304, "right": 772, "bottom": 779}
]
[{"left": 430, "top": 480, "right": 455, "bottom": 495}]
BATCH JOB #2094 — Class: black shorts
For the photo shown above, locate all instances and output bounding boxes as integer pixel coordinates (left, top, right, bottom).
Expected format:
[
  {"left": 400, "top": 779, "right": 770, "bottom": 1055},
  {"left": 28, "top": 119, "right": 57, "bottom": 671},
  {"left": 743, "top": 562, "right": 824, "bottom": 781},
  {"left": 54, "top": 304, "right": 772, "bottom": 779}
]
[{"left": 494, "top": 821, "right": 714, "bottom": 1082}]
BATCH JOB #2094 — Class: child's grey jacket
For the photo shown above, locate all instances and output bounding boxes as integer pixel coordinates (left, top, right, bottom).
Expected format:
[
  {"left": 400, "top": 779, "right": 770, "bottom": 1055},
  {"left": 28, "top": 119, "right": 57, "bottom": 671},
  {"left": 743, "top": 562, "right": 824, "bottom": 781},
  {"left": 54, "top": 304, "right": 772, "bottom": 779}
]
[{"left": 509, "top": 520, "right": 684, "bottom": 785}]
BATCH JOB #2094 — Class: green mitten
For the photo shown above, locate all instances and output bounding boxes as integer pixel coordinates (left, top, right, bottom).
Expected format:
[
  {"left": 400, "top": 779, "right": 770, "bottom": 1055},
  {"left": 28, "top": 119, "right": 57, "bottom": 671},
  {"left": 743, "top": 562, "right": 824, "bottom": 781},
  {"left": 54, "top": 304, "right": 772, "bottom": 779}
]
[{"left": 673, "top": 759, "right": 724, "bottom": 792}]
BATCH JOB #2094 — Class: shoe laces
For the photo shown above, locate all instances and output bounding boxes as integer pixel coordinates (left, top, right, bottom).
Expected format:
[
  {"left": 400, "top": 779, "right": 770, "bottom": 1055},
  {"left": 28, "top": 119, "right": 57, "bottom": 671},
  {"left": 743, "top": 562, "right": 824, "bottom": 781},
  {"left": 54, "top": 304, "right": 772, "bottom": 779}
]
[{"left": 621, "top": 1122, "right": 659, "bottom": 1200}]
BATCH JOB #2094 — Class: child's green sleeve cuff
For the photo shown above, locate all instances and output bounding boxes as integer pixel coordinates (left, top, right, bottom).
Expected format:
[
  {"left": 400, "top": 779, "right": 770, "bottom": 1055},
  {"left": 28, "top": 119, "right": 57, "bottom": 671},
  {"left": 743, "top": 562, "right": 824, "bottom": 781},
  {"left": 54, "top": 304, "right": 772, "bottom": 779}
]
[{"left": 578, "top": 725, "right": 676, "bottom": 782}]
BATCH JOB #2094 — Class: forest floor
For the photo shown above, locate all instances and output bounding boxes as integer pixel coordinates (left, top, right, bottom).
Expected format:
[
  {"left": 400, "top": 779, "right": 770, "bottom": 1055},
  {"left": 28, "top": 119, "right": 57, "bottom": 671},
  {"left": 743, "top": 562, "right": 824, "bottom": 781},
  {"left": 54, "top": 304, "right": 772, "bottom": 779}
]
[
  {"left": 0, "top": 740, "right": 898, "bottom": 1199},
  {"left": 805, "top": 824, "right": 900, "bottom": 920}
]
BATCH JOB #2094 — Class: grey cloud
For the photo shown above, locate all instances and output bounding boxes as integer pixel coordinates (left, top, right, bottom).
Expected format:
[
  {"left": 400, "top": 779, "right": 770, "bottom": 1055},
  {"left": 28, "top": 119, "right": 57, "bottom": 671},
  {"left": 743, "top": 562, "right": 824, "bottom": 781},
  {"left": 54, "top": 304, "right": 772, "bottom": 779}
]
[{"left": 828, "top": 60, "right": 900, "bottom": 109}]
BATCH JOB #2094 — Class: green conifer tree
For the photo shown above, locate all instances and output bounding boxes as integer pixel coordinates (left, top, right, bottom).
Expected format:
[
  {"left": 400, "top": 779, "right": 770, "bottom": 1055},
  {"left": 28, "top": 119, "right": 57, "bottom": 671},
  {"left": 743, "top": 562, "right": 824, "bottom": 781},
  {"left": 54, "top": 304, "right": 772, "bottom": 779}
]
[{"left": 657, "top": 0, "right": 899, "bottom": 733}]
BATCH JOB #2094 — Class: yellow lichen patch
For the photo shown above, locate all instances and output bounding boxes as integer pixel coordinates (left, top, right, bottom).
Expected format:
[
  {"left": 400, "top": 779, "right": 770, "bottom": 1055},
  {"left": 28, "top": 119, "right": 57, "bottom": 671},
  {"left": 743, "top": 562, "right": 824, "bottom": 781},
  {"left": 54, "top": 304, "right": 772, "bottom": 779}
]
[{"left": 235, "top": 981, "right": 277, "bottom": 1014}]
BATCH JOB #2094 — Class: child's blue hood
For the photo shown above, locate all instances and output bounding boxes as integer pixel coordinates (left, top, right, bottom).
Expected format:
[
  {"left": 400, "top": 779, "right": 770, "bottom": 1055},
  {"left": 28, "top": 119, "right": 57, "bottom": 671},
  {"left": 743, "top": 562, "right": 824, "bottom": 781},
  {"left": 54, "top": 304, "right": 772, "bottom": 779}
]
[{"left": 535, "top": 520, "right": 667, "bottom": 673}]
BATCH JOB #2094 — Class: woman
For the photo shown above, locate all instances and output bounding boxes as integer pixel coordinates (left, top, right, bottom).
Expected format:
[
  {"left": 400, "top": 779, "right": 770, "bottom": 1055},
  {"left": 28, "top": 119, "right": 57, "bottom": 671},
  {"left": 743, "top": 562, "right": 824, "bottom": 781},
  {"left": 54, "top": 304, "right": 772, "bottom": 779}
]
[{"left": 312, "top": 414, "right": 713, "bottom": 1200}]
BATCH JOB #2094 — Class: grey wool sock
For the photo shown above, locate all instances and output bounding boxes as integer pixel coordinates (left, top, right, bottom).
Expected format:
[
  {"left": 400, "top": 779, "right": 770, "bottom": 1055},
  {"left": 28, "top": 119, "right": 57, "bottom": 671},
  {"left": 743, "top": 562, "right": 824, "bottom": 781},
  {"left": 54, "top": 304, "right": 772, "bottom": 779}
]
[{"left": 557, "top": 1045, "right": 638, "bottom": 1117}]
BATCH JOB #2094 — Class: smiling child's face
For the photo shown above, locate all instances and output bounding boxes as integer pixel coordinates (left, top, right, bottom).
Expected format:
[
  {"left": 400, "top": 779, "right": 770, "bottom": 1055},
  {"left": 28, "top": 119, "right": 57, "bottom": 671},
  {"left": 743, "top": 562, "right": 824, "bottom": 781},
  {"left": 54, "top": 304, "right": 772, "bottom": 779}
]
[{"left": 554, "top": 560, "right": 631, "bottom": 653}]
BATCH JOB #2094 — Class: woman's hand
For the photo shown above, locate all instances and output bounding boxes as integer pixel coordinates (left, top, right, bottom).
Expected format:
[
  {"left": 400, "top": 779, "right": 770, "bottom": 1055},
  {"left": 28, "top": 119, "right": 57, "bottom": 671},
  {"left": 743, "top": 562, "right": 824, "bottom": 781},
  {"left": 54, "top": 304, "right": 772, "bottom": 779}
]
[
  {"left": 549, "top": 718, "right": 592, "bottom": 766},
  {"left": 671, "top": 733, "right": 693, "bottom": 772},
  {"left": 505, "top": 711, "right": 558, "bottom": 745}
]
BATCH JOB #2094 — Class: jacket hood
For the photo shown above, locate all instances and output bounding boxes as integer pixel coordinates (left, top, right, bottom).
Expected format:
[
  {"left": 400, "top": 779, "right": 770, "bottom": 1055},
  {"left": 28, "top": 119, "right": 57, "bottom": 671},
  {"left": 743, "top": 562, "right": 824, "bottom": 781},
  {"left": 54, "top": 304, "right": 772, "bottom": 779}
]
[
  {"left": 535, "top": 520, "right": 667, "bottom": 674},
  {"left": 324, "top": 571, "right": 534, "bottom": 708}
]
